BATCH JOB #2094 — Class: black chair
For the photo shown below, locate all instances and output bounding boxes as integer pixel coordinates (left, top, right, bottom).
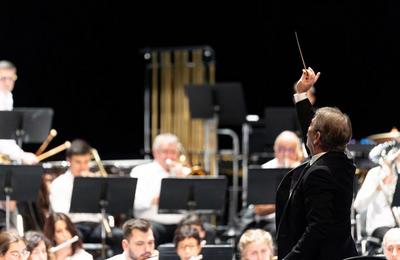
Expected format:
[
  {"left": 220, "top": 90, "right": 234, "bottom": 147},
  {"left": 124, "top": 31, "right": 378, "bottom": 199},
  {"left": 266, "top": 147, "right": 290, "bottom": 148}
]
[{"left": 264, "top": 107, "right": 301, "bottom": 152}]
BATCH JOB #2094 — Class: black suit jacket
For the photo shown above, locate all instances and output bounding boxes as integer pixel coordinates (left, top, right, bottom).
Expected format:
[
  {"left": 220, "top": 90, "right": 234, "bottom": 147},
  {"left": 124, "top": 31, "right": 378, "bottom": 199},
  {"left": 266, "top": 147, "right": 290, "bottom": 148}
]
[{"left": 275, "top": 99, "right": 358, "bottom": 260}]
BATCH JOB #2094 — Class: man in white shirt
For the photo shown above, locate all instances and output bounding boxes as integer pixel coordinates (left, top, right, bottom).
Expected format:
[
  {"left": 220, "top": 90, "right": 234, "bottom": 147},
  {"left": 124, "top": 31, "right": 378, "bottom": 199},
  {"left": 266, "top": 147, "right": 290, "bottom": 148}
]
[
  {"left": 240, "top": 130, "right": 304, "bottom": 239},
  {"left": 354, "top": 154, "right": 400, "bottom": 240},
  {"left": 261, "top": 130, "right": 303, "bottom": 169},
  {"left": 0, "top": 60, "right": 37, "bottom": 164},
  {"left": 107, "top": 218, "right": 158, "bottom": 260},
  {"left": 130, "top": 133, "right": 189, "bottom": 245},
  {"left": 49, "top": 139, "right": 123, "bottom": 253}
]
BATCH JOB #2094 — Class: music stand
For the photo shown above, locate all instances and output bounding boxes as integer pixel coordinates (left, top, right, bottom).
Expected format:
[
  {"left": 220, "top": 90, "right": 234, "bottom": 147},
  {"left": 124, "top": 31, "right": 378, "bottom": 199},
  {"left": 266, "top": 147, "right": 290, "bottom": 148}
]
[
  {"left": 247, "top": 167, "right": 290, "bottom": 204},
  {"left": 158, "top": 244, "right": 234, "bottom": 260},
  {"left": 70, "top": 176, "right": 137, "bottom": 258},
  {"left": 13, "top": 107, "right": 54, "bottom": 144},
  {"left": 0, "top": 165, "right": 43, "bottom": 230},
  {"left": 0, "top": 111, "right": 22, "bottom": 140},
  {"left": 264, "top": 107, "right": 300, "bottom": 151},
  {"left": 158, "top": 176, "right": 227, "bottom": 214},
  {"left": 185, "top": 83, "right": 246, "bottom": 126}
]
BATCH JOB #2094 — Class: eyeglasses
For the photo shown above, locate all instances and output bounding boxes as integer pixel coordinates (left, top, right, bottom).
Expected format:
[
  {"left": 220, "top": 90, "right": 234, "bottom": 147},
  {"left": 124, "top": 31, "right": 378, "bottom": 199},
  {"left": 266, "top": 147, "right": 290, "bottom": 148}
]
[
  {"left": 276, "top": 146, "right": 296, "bottom": 154},
  {"left": 0, "top": 75, "right": 17, "bottom": 82},
  {"left": 178, "top": 244, "right": 199, "bottom": 251},
  {"left": 7, "top": 249, "right": 30, "bottom": 260}
]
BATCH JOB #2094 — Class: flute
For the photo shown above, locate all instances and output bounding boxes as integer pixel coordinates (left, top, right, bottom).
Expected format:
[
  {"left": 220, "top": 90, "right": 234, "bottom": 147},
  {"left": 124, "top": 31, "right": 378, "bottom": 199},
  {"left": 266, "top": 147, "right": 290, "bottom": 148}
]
[{"left": 49, "top": 236, "right": 79, "bottom": 253}]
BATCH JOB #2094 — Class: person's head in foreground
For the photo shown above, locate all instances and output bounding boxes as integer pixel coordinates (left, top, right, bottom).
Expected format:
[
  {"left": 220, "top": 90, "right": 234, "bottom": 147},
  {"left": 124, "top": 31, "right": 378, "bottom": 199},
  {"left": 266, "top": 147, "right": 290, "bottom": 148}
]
[
  {"left": 24, "top": 231, "right": 50, "bottom": 260},
  {"left": 0, "top": 231, "right": 29, "bottom": 260},
  {"left": 43, "top": 213, "right": 83, "bottom": 257},
  {"left": 238, "top": 229, "right": 273, "bottom": 260},
  {"left": 122, "top": 218, "right": 156, "bottom": 260},
  {"left": 174, "top": 225, "right": 202, "bottom": 260},
  {"left": 384, "top": 228, "right": 400, "bottom": 260}
]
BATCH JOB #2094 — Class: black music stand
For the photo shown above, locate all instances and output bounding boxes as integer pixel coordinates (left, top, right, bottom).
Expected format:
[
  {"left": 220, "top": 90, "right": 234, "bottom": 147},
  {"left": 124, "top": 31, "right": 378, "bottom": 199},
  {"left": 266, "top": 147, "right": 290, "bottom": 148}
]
[
  {"left": 158, "top": 176, "right": 227, "bottom": 214},
  {"left": 70, "top": 176, "right": 137, "bottom": 258},
  {"left": 264, "top": 107, "right": 301, "bottom": 151},
  {"left": 0, "top": 165, "right": 43, "bottom": 230},
  {"left": 0, "top": 111, "right": 22, "bottom": 140},
  {"left": 13, "top": 108, "right": 54, "bottom": 144},
  {"left": 158, "top": 244, "right": 234, "bottom": 260},
  {"left": 185, "top": 83, "right": 246, "bottom": 126},
  {"left": 247, "top": 168, "right": 290, "bottom": 204}
]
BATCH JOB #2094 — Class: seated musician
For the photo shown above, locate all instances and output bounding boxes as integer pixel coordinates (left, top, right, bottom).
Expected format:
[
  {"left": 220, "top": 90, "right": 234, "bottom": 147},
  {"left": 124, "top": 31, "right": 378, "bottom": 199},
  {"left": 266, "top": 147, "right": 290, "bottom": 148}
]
[
  {"left": 107, "top": 218, "right": 158, "bottom": 260},
  {"left": 0, "top": 60, "right": 37, "bottom": 165},
  {"left": 24, "top": 231, "right": 50, "bottom": 260},
  {"left": 238, "top": 229, "right": 274, "bottom": 260},
  {"left": 0, "top": 231, "right": 30, "bottom": 260},
  {"left": 43, "top": 213, "right": 93, "bottom": 260},
  {"left": 0, "top": 60, "right": 38, "bottom": 231},
  {"left": 177, "top": 214, "right": 215, "bottom": 245},
  {"left": 353, "top": 150, "right": 400, "bottom": 241},
  {"left": 174, "top": 225, "right": 202, "bottom": 260},
  {"left": 241, "top": 130, "right": 303, "bottom": 238},
  {"left": 49, "top": 139, "right": 123, "bottom": 254},
  {"left": 383, "top": 228, "right": 400, "bottom": 260},
  {"left": 130, "top": 133, "right": 190, "bottom": 245}
]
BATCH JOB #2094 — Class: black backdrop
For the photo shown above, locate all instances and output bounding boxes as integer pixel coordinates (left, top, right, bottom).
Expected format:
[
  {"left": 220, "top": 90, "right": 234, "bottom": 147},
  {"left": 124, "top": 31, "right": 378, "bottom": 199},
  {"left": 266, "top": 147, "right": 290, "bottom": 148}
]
[{"left": 1, "top": 0, "right": 400, "bottom": 159}]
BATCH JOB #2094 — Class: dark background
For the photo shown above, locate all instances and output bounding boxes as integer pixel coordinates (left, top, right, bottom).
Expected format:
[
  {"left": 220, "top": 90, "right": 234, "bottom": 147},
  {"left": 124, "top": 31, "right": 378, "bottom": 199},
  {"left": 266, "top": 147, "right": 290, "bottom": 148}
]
[{"left": 1, "top": 1, "right": 399, "bottom": 159}]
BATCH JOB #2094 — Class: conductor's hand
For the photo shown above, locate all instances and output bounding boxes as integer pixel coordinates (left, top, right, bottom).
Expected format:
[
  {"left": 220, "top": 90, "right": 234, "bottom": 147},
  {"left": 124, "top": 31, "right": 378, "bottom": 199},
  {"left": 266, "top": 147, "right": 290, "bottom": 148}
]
[{"left": 295, "top": 67, "right": 321, "bottom": 93}]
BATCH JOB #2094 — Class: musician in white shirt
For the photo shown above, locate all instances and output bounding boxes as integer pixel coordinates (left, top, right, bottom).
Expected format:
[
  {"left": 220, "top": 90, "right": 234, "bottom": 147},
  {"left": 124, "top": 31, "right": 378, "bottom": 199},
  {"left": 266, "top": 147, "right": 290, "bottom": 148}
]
[
  {"left": 49, "top": 139, "right": 123, "bottom": 254},
  {"left": 107, "top": 218, "right": 157, "bottom": 260},
  {"left": 0, "top": 60, "right": 37, "bottom": 164},
  {"left": 130, "top": 133, "right": 189, "bottom": 245}
]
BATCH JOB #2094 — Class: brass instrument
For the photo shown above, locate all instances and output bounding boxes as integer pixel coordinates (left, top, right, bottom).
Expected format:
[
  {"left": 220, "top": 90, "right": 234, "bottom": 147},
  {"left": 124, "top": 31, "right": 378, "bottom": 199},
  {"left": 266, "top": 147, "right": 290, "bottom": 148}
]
[
  {"left": 37, "top": 141, "right": 71, "bottom": 162},
  {"left": 91, "top": 148, "right": 108, "bottom": 177},
  {"left": 36, "top": 129, "right": 57, "bottom": 156},
  {"left": 0, "top": 154, "right": 11, "bottom": 164}
]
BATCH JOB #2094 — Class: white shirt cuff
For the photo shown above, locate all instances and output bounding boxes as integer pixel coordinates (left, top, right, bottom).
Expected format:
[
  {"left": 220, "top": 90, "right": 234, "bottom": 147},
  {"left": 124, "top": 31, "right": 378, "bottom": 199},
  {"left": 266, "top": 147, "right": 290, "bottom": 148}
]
[{"left": 293, "top": 92, "right": 308, "bottom": 103}]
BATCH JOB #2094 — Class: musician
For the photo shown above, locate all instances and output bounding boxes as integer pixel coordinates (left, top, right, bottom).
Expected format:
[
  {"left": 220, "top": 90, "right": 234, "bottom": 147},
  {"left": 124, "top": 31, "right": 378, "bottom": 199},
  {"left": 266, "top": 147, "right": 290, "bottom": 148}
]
[
  {"left": 275, "top": 67, "right": 357, "bottom": 259},
  {"left": 178, "top": 214, "right": 215, "bottom": 245},
  {"left": 0, "top": 60, "right": 37, "bottom": 164},
  {"left": 0, "top": 231, "right": 30, "bottom": 260},
  {"left": 130, "top": 133, "right": 189, "bottom": 245},
  {"left": 353, "top": 151, "right": 400, "bottom": 239},
  {"left": 238, "top": 229, "right": 274, "bottom": 260},
  {"left": 24, "top": 231, "right": 50, "bottom": 260},
  {"left": 239, "top": 130, "right": 303, "bottom": 240},
  {"left": 383, "top": 228, "right": 400, "bottom": 260},
  {"left": 43, "top": 213, "right": 93, "bottom": 260},
  {"left": 174, "top": 225, "right": 202, "bottom": 260},
  {"left": 106, "top": 218, "right": 157, "bottom": 260},
  {"left": 262, "top": 130, "right": 303, "bottom": 169},
  {"left": 49, "top": 139, "right": 123, "bottom": 254}
]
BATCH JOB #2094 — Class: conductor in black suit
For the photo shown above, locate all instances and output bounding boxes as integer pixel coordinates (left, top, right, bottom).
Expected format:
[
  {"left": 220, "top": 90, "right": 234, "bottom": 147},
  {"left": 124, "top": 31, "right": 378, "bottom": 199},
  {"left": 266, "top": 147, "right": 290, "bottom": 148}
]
[{"left": 275, "top": 68, "right": 358, "bottom": 260}]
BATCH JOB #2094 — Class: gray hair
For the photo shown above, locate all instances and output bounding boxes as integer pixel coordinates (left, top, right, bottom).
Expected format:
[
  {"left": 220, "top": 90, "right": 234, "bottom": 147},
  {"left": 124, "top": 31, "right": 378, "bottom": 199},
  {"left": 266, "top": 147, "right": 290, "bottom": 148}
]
[
  {"left": 152, "top": 133, "right": 181, "bottom": 151},
  {"left": 0, "top": 60, "right": 16, "bottom": 71}
]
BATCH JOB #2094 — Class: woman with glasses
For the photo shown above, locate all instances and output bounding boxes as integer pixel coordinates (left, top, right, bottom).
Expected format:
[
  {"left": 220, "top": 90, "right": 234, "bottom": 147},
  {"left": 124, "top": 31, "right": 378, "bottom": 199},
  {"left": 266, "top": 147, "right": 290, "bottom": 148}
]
[
  {"left": 0, "top": 231, "right": 30, "bottom": 260},
  {"left": 174, "top": 225, "right": 202, "bottom": 260},
  {"left": 43, "top": 213, "right": 92, "bottom": 260},
  {"left": 24, "top": 231, "right": 50, "bottom": 260}
]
